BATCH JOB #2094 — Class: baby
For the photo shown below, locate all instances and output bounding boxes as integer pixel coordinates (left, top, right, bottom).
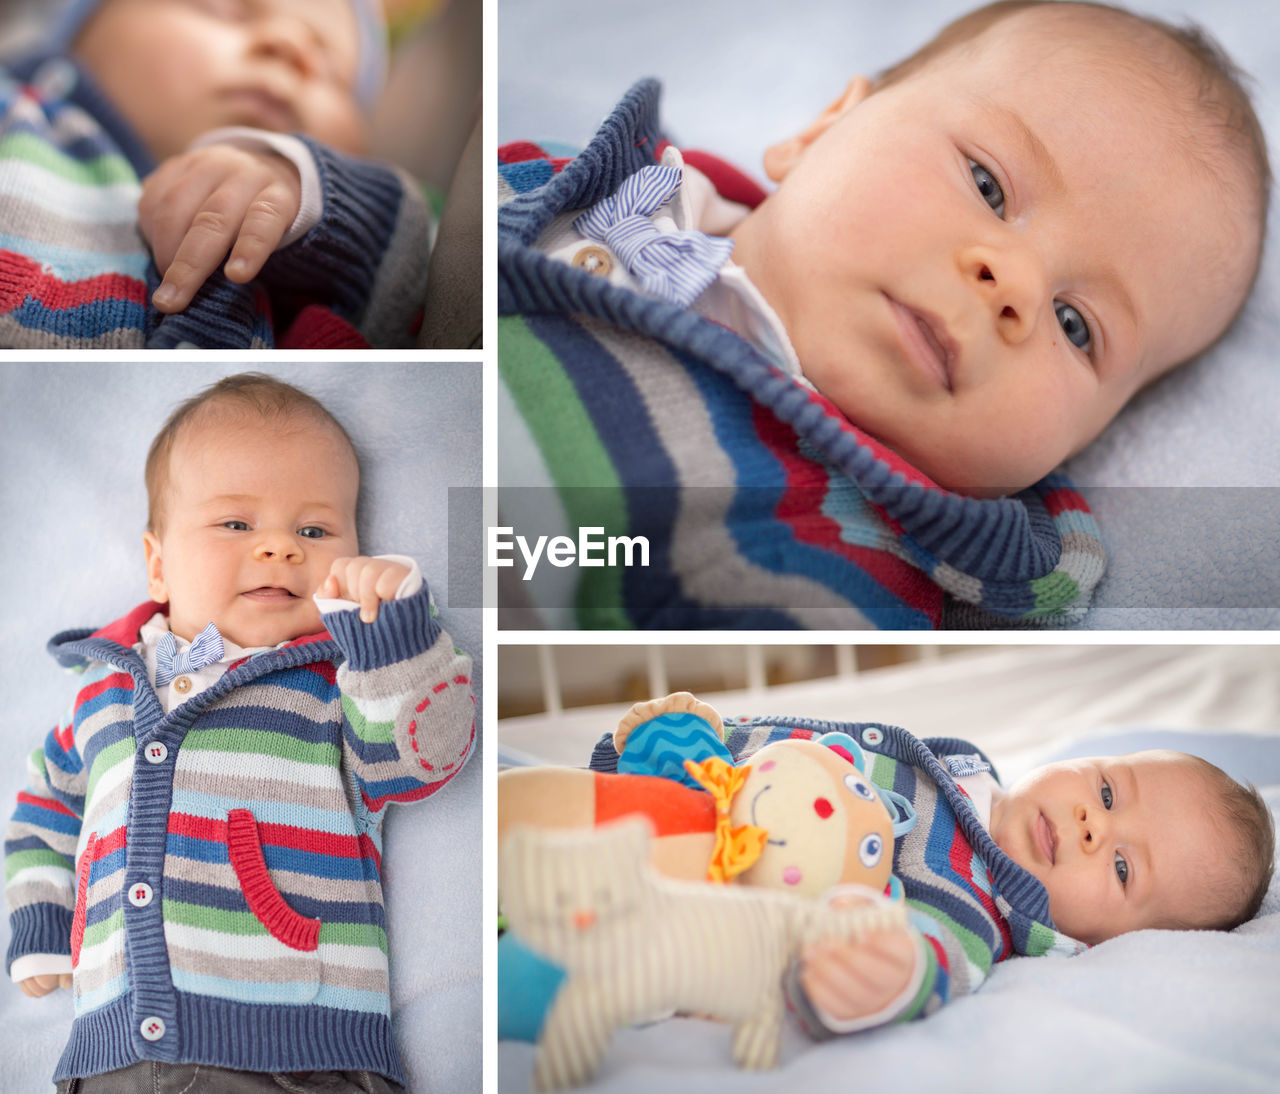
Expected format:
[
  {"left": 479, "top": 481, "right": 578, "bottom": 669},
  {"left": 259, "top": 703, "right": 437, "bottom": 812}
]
[
  {"left": 496, "top": 0, "right": 1271, "bottom": 626},
  {"left": 4, "top": 374, "right": 476, "bottom": 1092},
  {"left": 498, "top": 697, "right": 1275, "bottom": 1040},
  {"left": 0, "top": 0, "right": 431, "bottom": 348}
]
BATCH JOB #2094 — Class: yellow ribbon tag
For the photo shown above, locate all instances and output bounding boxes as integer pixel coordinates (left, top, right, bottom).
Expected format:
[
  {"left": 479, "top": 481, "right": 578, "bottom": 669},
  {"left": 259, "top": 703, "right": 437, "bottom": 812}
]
[{"left": 683, "top": 757, "right": 768, "bottom": 883}]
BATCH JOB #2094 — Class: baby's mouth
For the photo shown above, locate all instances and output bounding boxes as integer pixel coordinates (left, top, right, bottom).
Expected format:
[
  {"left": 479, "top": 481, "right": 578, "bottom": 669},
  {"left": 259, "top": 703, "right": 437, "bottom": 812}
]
[
  {"left": 885, "top": 294, "right": 956, "bottom": 391},
  {"left": 1035, "top": 812, "right": 1058, "bottom": 865},
  {"left": 241, "top": 586, "right": 300, "bottom": 602}
]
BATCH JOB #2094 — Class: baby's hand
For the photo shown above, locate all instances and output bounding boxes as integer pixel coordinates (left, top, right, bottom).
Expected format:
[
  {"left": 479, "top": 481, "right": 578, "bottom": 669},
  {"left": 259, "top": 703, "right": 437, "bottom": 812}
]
[
  {"left": 138, "top": 144, "right": 302, "bottom": 314},
  {"left": 798, "top": 923, "right": 918, "bottom": 1026},
  {"left": 19, "top": 972, "right": 72, "bottom": 998},
  {"left": 321, "top": 557, "right": 412, "bottom": 624}
]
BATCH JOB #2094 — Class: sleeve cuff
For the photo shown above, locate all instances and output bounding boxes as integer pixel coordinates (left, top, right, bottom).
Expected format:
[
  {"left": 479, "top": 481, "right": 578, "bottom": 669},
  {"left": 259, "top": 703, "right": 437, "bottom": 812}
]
[
  {"left": 322, "top": 583, "right": 440, "bottom": 672},
  {"left": 10, "top": 953, "right": 72, "bottom": 984},
  {"left": 6, "top": 904, "right": 73, "bottom": 976},
  {"left": 190, "top": 127, "right": 322, "bottom": 247}
]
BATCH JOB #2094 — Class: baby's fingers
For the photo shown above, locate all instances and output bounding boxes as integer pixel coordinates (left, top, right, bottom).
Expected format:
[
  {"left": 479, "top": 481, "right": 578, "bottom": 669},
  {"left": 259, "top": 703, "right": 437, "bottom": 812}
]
[
  {"left": 223, "top": 188, "right": 293, "bottom": 285},
  {"left": 151, "top": 178, "right": 264, "bottom": 313}
]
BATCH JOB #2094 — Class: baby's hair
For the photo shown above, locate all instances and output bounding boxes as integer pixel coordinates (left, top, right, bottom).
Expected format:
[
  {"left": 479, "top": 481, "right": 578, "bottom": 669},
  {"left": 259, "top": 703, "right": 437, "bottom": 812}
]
[
  {"left": 875, "top": 1, "right": 1271, "bottom": 278},
  {"left": 145, "top": 373, "right": 358, "bottom": 534},
  {"left": 1182, "top": 755, "right": 1274, "bottom": 932}
]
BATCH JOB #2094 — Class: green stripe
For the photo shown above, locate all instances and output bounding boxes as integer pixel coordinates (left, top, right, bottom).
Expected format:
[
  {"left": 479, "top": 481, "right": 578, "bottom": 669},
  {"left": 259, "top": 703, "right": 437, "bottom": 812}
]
[
  {"left": 86, "top": 736, "right": 134, "bottom": 801},
  {"left": 499, "top": 316, "right": 632, "bottom": 628},
  {"left": 342, "top": 698, "right": 394, "bottom": 745},
  {"left": 4, "top": 848, "right": 72, "bottom": 881},
  {"left": 180, "top": 727, "right": 340, "bottom": 768},
  {"left": 907, "top": 900, "right": 994, "bottom": 975},
  {"left": 0, "top": 132, "right": 137, "bottom": 186},
  {"left": 1029, "top": 571, "right": 1078, "bottom": 616},
  {"left": 82, "top": 908, "right": 125, "bottom": 950},
  {"left": 1023, "top": 918, "right": 1061, "bottom": 956},
  {"left": 163, "top": 900, "right": 387, "bottom": 953}
]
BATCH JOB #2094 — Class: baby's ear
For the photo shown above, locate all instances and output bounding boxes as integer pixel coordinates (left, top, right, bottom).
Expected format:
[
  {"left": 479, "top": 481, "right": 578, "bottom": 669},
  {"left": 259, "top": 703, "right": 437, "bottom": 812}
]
[
  {"left": 762, "top": 76, "right": 873, "bottom": 182},
  {"left": 141, "top": 530, "right": 169, "bottom": 604}
]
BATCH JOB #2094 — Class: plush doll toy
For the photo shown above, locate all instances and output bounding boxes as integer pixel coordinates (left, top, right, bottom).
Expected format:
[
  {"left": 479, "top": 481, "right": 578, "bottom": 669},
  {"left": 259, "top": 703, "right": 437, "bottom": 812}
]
[
  {"left": 501, "top": 817, "right": 909, "bottom": 1090},
  {"left": 498, "top": 693, "right": 916, "bottom": 1044}
]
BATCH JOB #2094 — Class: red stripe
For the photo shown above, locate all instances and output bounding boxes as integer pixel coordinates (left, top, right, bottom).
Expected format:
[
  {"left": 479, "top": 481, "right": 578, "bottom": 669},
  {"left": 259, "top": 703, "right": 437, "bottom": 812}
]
[
  {"left": 1043, "top": 486, "right": 1089, "bottom": 518},
  {"left": 168, "top": 812, "right": 363, "bottom": 860},
  {"left": 91, "top": 826, "right": 127, "bottom": 860},
  {"left": 76, "top": 671, "right": 135, "bottom": 708},
  {"left": 54, "top": 719, "right": 75, "bottom": 757},
  {"left": 16, "top": 791, "right": 77, "bottom": 818},
  {"left": 754, "top": 406, "right": 942, "bottom": 623},
  {"left": 0, "top": 250, "right": 149, "bottom": 313}
]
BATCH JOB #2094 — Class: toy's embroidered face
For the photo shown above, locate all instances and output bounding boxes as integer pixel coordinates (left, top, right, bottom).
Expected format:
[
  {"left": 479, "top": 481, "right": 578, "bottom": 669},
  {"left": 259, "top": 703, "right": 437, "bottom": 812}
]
[
  {"left": 729, "top": 740, "right": 894, "bottom": 898},
  {"left": 500, "top": 821, "right": 650, "bottom": 964}
]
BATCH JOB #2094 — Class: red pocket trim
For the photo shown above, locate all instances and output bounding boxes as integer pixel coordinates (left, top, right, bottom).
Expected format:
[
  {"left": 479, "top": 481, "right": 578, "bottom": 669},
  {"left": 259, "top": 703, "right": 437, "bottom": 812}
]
[
  {"left": 69, "top": 833, "right": 96, "bottom": 969},
  {"left": 226, "top": 809, "right": 321, "bottom": 952}
]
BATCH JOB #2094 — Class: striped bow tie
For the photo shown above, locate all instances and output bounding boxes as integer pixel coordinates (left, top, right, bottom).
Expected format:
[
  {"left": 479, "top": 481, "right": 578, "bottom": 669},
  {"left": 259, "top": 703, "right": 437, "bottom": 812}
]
[
  {"left": 154, "top": 623, "right": 225, "bottom": 687},
  {"left": 573, "top": 164, "right": 734, "bottom": 308}
]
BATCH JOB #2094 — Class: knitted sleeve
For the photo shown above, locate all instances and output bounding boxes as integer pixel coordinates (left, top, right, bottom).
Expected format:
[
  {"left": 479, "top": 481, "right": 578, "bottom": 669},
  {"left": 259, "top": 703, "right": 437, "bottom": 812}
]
[
  {"left": 4, "top": 698, "right": 87, "bottom": 972},
  {"left": 258, "top": 138, "right": 433, "bottom": 348},
  {"left": 324, "top": 585, "right": 475, "bottom": 818}
]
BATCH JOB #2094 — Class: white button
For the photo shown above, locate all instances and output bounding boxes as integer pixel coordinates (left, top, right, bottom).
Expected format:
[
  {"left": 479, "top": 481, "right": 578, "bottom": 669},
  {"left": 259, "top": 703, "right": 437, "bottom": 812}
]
[
  {"left": 140, "top": 1016, "right": 166, "bottom": 1041},
  {"left": 572, "top": 244, "right": 613, "bottom": 276},
  {"left": 863, "top": 728, "right": 884, "bottom": 746},
  {"left": 144, "top": 743, "right": 168, "bottom": 764},
  {"left": 128, "top": 883, "right": 154, "bottom": 908}
]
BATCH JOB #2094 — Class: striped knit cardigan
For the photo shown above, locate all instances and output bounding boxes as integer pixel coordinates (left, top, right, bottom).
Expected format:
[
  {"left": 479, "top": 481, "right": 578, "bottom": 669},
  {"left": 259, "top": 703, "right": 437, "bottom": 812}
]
[
  {"left": 4, "top": 590, "right": 475, "bottom": 1084},
  {"left": 0, "top": 53, "right": 431, "bottom": 349},
  {"left": 498, "top": 80, "right": 1106, "bottom": 629},
  {"left": 590, "top": 717, "right": 1086, "bottom": 1030}
]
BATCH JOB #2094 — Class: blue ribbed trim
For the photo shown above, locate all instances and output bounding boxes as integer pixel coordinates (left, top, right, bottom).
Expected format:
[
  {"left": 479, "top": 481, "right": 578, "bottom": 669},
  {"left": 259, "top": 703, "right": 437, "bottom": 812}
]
[
  {"left": 323, "top": 587, "right": 440, "bottom": 672},
  {"left": 498, "top": 79, "right": 1100, "bottom": 618},
  {"left": 5, "top": 903, "right": 74, "bottom": 973},
  {"left": 264, "top": 138, "right": 405, "bottom": 321},
  {"left": 53, "top": 992, "right": 403, "bottom": 1083}
]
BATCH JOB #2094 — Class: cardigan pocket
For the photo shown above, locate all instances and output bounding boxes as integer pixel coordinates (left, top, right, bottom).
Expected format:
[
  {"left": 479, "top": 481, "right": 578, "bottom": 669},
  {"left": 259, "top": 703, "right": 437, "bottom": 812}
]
[{"left": 224, "top": 808, "right": 321, "bottom": 1003}]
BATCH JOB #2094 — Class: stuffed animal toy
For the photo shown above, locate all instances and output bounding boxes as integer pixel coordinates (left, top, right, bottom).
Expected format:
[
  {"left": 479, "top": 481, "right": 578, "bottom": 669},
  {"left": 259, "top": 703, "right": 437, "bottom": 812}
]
[
  {"left": 501, "top": 817, "right": 908, "bottom": 1090},
  {"left": 498, "top": 692, "right": 915, "bottom": 899}
]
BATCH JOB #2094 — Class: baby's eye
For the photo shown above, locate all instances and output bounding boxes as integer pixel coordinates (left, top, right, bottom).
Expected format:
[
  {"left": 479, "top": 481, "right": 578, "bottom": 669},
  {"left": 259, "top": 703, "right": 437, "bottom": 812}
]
[
  {"left": 1114, "top": 850, "right": 1129, "bottom": 887},
  {"left": 1100, "top": 779, "right": 1114, "bottom": 810},
  {"left": 1055, "top": 301, "right": 1092, "bottom": 353},
  {"left": 297, "top": 526, "right": 327, "bottom": 539},
  {"left": 968, "top": 159, "right": 1005, "bottom": 219},
  {"left": 222, "top": 520, "right": 250, "bottom": 531}
]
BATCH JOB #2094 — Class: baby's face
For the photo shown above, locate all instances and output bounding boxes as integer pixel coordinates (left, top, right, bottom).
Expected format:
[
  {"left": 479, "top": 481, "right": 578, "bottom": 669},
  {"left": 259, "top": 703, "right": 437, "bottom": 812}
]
[
  {"left": 142, "top": 411, "right": 359, "bottom": 648},
  {"left": 988, "top": 751, "right": 1223, "bottom": 945},
  {"left": 74, "top": 0, "right": 368, "bottom": 161},
  {"left": 729, "top": 10, "right": 1257, "bottom": 495}
]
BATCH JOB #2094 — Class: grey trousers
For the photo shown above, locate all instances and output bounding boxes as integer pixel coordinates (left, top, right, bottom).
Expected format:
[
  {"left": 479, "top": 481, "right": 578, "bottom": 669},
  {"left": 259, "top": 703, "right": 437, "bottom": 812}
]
[{"left": 55, "top": 1063, "right": 404, "bottom": 1094}]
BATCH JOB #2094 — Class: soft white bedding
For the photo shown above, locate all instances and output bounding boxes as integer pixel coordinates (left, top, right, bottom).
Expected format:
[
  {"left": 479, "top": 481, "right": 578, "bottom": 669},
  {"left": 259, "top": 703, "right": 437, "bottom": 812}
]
[
  {"left": 498, "top": 0, "right": 1280, "bottom": 628},
  {"left": 0, "top": 362, "right": 482, "bottom": 1093},
  {"left": 498, "top": 645, "right": 1280, "bottom": 1092}
]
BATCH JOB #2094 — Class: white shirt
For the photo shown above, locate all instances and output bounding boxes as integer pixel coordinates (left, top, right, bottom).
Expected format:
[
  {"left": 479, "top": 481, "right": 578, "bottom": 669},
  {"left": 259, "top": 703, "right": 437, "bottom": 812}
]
[{"left": 540, "top": 145, "right": 809, "bottom": 384}]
